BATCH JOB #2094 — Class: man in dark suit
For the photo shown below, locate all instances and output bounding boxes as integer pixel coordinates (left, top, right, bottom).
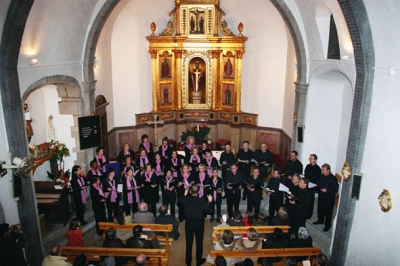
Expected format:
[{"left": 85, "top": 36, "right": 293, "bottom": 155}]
[
  {"left": 179, "top": 185, "right": 214, "bottom": 266},
  {"left": 284, "top": 150, "right": 303, "bottom": 178},
  {"left": 126, "top": 225, "right": 159, "bottom": 249},
  {"left": 155, "top": 205, "right": 180, "bottom": 240}
]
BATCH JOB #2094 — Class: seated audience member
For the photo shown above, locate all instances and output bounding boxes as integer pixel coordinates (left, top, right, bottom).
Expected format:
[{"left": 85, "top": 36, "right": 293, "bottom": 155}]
[
  {"left": 258, "top": 228, "right": 289, "bottom": 264},
  {"left": 253, "top": 213, "right": 268, "bottom": 226},
  {"left": 207, "top": 230, "right": 237, "bottom": 265},
  {"left": 126, "top": 225, "right": 160, "bottom": 249},
  {"left": 102, "top": 228, "right": 129, "bottom": 266},
  {"left": 259, "top": 258, "right": 273, "bottom": 266},
  {"left": 73, "top": 253, "right": 86, "bottom": 266},
  {"left": 155, "top": 205, "right": 180, "bottom": 240},
  {"left": 269, "top": 207, "right": 291, "bottom": 226},
  {"left": 315, "top": 253, "right": 328, "bottom": 266},
  {"left": 243, "top": 211, "right": 256, "bottom": 226},
  {"left": 214, "top": 255, "right": 228, "bottom": 266},
  {"left": 42, "top": 245, "right": 72, "bottom": 266},
  {"left": 237, "top": 228, "right": 262, "bottom": 263},
  {"left": 136, "top": 253, "right": 147, "bottom": 266},
  {"left": 228, "top": 210, "right": 245, "bottom": 239},
  {"left": 103, "top": 256, "right": 116, "bottom": 266},
  {"left": 133, "top": 202, "right": 155, "bottom": 224},
  {"left": 234, "top": 258, "right": 254, "bottom": 266},
  {"left": 66, "top": 218, "right": 83, "bottom": 247},
  {"left": 218, "top": 214, "right": 229, "bottom": 226},
  {"left": 285, "top": 257, "right": 298, "bottom": 266},
  {"left": 289, "top": 227, "right": 313, "bottom": 262},
  {"left": 6, "top": 223, "right": 27, "bottom": 266},
  {"left": 113, "top": 206, "right": 132, "bottom": 241}
]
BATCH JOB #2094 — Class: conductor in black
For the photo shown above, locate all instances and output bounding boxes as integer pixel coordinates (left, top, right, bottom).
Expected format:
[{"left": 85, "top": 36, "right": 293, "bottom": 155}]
[{"left": 179, "top": 185, "right": 214, "bottom": 266}]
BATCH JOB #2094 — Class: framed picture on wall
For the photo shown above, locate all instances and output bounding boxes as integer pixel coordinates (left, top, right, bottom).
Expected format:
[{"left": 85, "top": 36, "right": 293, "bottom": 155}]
[
  {"left": 160, "top": 56, "right": 172, "bottom": 79},
  {"left": 223, "top": 57, "right": 235, "bottom": 80}
]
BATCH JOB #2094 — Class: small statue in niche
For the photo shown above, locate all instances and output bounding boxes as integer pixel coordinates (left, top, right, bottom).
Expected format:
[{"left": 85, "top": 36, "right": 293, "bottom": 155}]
[
  {"left": 191, "top": 60, "right": 203, "bottom": 93},
  {"left": 199, "top": 16, "right": 204, "bottom": 33},
  {"left": 24, "top": 103, "right": 34, "bottom": 142},
  {"left": 224, "top": 58, "right": 233, "bottom": 78},
  {"left": 190, "top": 16, "right": 195, "bottom": 32},
  {"left": 224, "top": 85, "right": 232, "bottom": 106},
  {"left": 163, "top": 87, "right": 170, "bottom": 106}
]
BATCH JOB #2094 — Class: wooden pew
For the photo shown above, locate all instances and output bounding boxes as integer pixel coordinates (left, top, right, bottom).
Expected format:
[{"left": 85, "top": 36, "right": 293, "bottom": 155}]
[
  {"left": 97, "top": 222, "right": 173, "bottom": 251},
  {"left": 212, "top": 226, "right": 290, "bottom": 243},
  {"left": 61, "top": 246, "right": 167, "bottom": 266},
  {"left": 208, "top": 247, "right": 321, "bottom": 266}
]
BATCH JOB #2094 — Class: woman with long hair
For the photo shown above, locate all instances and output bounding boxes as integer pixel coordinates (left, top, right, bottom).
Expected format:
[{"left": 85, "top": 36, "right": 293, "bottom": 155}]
[
  {"left": 103, "top": 168, "right": 120, "bottom": 222},
  {"left": 123, "top": 167, "right": 141, "bottom": 216}
]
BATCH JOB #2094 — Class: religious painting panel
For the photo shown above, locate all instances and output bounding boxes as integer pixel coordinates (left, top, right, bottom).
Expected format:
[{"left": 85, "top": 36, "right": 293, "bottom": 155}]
[
  {"left": 160, "top": 55, "right": 172, "bottom": 79},
  {"left": 180, "top": 5, "right": 215, "bottom": 36},
  {"left": 160, "top": 84, "right": 173, "bottom": 108},
  {"left": 223, "top": 57, "right": 235, "bottom": 79},
  {"left": 221, "top": 83, "right": 234, "bottom": 108}
]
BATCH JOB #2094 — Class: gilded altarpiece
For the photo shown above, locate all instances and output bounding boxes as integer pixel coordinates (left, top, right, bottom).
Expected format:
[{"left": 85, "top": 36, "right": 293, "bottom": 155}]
[{"left": 146, "top": 0, "right": 247, "bottom": 113}]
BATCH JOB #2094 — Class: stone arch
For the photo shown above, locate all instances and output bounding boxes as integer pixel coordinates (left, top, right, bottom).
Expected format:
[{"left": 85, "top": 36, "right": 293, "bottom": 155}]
[{"left": 22, "top": 75, "right": 85, "bottom": 167}]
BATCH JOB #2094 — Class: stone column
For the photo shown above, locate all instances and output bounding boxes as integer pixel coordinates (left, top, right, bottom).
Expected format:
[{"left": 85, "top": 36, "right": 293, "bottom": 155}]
[{"left": 293, "top": 82, "right": 308, "bottom": 150}]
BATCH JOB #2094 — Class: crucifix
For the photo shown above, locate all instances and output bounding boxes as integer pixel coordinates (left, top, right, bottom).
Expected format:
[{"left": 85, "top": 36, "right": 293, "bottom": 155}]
[{"left": 147, "top": 114, "right": 164, "bottom": 146}]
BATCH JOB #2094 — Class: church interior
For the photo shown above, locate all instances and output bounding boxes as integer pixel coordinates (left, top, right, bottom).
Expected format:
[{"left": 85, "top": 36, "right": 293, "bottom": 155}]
[{"left": 0, "top": 0, "right": 399, "bottom": 265}]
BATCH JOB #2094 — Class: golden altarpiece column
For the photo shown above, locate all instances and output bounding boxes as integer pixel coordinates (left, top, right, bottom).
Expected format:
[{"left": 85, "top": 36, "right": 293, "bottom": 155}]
[{"left": 146, "top": 0, "right": 247, "bottom": 113}]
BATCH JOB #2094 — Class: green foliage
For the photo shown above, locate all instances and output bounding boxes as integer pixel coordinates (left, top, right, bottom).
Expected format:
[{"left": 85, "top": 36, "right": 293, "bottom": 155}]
[{"left": 180, "top": 126, "right": 210, "bottom": 144}]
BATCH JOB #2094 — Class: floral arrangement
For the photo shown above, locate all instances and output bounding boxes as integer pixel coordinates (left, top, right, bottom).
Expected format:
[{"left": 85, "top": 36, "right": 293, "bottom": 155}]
[
  {"left": 47, "top": 140, "right": 70, "bottom": 184},
  {"left": 180, "top": 124, "right": 210, "bottom": 144}
]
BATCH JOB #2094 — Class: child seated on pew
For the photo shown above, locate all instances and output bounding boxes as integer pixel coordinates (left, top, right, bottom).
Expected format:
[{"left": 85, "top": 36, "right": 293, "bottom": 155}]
[{"left": 66, "top": 218, "right": 83, "bottom": 247}]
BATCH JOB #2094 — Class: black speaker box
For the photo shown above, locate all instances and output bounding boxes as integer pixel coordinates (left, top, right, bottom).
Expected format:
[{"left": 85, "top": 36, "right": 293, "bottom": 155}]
[{"left": 351, "top": 173, "right": 362, "bottom": 200}]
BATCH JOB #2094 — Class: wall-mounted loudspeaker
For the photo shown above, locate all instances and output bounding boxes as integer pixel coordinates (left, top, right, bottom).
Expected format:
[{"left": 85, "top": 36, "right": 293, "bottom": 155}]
[{"left": 351, "top": 173, "right": 362, "bottom": 200}]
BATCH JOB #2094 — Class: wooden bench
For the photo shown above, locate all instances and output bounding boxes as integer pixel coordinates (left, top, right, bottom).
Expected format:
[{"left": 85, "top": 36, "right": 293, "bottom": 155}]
[
  {"left": 208, "top": 247, "right": 321, "bottom": 266},
  {"left": 61, "top": 246, "right": 167, "bottom": 266},
  {"left": 212, "top": 226, "right": 290, "bottom": 243},
  {"left": 98, "top": 222, "right": 173, "bottom": 250}
]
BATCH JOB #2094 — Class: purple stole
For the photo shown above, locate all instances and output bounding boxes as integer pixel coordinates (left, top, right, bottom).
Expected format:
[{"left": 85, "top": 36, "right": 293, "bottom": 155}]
[
  {"left": 212, "top": 178, "right": 218, "bottom": 201},
  {"left": 166, "top": 176, "right": 174, "bottom": 191},
  {"left": 199, "top": 172, "right": 206, "bottom": 198},
  {"left": 124, "top": 165, "right": 134, "bottom": 173},
  {"left": 95, "top": 155, "right": 106, "bottom": 173},
  {"left": 185, "top": 144, "right": 194, "bottom": 151},
  {"left": 93, "top": 183, "right": 105, "bottom": 198},
  {"left": 91, "top": 168, "right": 102, "bottom": 176},
  {"left": 206, "top": 157, "right": 213, "bottom": 176},
  {"left": 161, "top": 145, "right": 168, "bottom": 157},
  {"left": 77, "top": 177, "right": 87, "bottom": 204},
  {"left": 143, "top": 142, "right": 151, "bottom": 153},
  {"left": 145, "top": 171, "right": 153, "bottom": 183},
  {"left": 108, "top": 179, "right": 117, "bottom": 203},
  {"left": 126, "top": 176, "right": 139, "bottom": 204},
  {"left": 140, "top": 156, "right": 149, "bottom": 174},
  {"left": 190, "top": 155, "right": 200, "bottom": 163},
  {"left": 182, "top": 173, "right": 190, "bottom": 190},
  {"left": 171, "top": 158, "right": 178, "bottom": 177},
  {"left": 155, "top": 160, "right": 162, "bottom": 176}
]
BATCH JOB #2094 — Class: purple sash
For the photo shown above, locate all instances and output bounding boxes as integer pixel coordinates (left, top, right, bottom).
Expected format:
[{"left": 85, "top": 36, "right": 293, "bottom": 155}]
[
  {"left": 77, "top": 177, "right": 87, "bottom": 204},
  {"left": 93, "top": 183, "right": 105, "bottom": 198},
  {"left": 91, "top": 168, "right": 102, "bottom": 176},
  {"left": 145, "top": 171, "right": 152, "bottom": 182},
  {"left": 126, "top": 176, "right": 140, "bottom": 204},
  {"left": 95, "top": 155, "right": 107, "bottom": 173},
  {"left": 155, "top": 160, "right": 162, "bottom": 175},
  {"left": 172, "top": 158, "right": 178, "bottom": 177},
  {"left": 213, "top": 178, "right": 218, "bottom": 201},
  {"left": 182, "top": 173, "right": 190, "bottom": 189},
  {"left": 143, "top": 142, "right": 150, "bottom": 153},
  {"left": 190, "top": 155, "right": 200, "bottom": 163},
  {"left": 108, "top": 179, "right": 117, "bottom": 202},
  {"left": 161, "top": 145, "right": 168, "bottom": 156},
  {"left": 199, "top": 172, "right": 206, "bottom": 198},
  {"left": 166, "top": 176, "right": 174, "bottom": 191}
]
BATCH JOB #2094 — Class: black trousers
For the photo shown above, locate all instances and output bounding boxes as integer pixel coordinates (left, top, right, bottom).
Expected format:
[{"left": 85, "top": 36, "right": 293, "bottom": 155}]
[
  {"left": 308, "top": 191, "right": 316, "bottom": 219},
  {"left": 211, "top": 195, "right": 222, "bottom": 219},
  {"left": 226, "top": 191, "right": 241, "bottom": 218},
  {"left": 290, "top": 209, "right": 307, "bottom": 236},
  {"left": 268, "top": 196, "right": 283, "bottom": 218},
  {"left": 93, "top": 204, "right": 107, "bottom": 235},
  {"left": 73, "top": 197, "right": 86, "bottom": 222},
  {"left": 124, "top": 201, "right": 138, "bottom": 216},
  {"left": 317, "top": 196, "right": 335, "bottom": 228},
  {"left": 247, "top": 195, "right": 261, "bottom": 216},
  {"left": 162, "top": 191, "right": 177, "bottom": 217},
  {"left": 185, "top": 219, "right": 205, "bottom": 266},
  {"left": 106, "top": 201, "right": 118, "bottom": 222}
]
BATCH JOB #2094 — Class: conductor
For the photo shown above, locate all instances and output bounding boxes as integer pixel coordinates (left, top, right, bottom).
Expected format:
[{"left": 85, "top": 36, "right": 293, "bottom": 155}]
[{"left": 179, "top": 185, "right": 214, "bottom": 266}]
